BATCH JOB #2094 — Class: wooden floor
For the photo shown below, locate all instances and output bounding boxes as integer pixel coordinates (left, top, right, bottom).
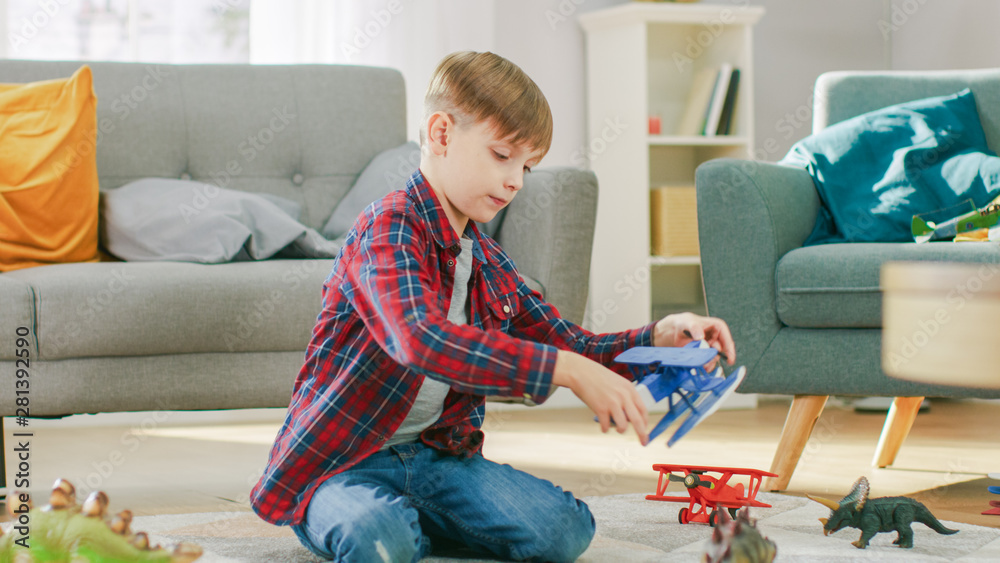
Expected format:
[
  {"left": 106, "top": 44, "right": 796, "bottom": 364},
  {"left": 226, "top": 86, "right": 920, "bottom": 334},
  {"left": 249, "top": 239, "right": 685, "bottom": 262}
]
[{"left": 2, "top": 396, "right": 999, "bottom": 528}]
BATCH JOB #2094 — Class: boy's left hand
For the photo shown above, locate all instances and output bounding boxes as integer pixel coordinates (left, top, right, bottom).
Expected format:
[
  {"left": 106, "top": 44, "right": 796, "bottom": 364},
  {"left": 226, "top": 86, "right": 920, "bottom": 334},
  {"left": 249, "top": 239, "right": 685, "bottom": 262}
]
[{"left": 652, "top": 312, "right": 735, "bottom": 366}]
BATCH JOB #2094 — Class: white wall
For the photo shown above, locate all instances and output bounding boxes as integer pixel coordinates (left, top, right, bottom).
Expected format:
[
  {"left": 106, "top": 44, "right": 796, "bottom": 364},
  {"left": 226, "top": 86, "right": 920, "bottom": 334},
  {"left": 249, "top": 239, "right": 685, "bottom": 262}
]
[
  {"left": 725, "top": 0, "right": 889, "bottom": 160},
  {"left": 889, "top": 0, "right": 1000, "bottom": 72},
  {"left": 696, "top": 0, "right": 1000, "bottom": 159}
]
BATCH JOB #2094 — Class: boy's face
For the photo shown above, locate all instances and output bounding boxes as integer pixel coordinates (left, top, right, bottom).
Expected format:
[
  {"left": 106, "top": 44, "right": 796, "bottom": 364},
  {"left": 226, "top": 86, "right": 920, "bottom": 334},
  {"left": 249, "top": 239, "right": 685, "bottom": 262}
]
[{"left": 422, "top": 113, "right": 544, "bottom": 237}]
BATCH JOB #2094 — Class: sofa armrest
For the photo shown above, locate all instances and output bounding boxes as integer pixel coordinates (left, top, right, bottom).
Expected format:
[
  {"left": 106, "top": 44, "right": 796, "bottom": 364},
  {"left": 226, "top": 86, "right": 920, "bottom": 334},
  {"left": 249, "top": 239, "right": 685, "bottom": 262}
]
[
  {"left": 695, "top": 158, "right": 820, "bottom": 372},
  {"left": 496, "top": 167, "right": 598, "bottom": 326}
]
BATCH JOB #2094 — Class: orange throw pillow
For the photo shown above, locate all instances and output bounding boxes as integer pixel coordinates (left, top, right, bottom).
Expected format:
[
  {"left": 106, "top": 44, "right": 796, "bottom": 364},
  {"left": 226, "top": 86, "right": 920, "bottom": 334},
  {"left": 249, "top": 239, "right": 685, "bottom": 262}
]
[{"left": 0, "top": 65, "right": 100, "bottom": 272}]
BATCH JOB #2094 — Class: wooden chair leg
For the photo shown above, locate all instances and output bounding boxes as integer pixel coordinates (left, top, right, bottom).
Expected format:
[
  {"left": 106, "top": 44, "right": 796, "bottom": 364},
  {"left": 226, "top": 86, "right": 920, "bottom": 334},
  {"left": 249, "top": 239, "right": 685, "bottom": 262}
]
[
  {"left": 872, "top": 396, "right": 924, "bottom": 468},
  {"left": 764, "top": 395, "right": 829, "bottom": 491}
]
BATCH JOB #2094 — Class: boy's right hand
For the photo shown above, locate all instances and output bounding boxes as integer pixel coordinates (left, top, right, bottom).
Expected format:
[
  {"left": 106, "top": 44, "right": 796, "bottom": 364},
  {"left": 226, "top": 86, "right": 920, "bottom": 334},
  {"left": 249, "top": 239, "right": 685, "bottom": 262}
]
[{"left": 552, "top": 350, "right": 650, "bottom": 445}]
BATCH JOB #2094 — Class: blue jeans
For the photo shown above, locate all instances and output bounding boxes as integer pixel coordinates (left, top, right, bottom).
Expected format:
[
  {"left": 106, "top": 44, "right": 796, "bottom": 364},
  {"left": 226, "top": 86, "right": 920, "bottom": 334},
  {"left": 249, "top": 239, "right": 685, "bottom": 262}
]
[{"left": 291, "top": 443, "right": 595, "bottom": 562}]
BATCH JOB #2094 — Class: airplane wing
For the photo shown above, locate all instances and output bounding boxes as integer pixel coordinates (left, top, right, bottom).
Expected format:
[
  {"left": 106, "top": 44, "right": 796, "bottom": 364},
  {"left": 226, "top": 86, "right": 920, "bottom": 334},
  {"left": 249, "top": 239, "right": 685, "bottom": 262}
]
[
  {"left": 651, "top": 464, "right": 776, "bottom": 478},
  {"left": 649, "top": 465, "right": 779, "bottom": 509},
  {"left": 614, "top": 346, "right": 717, "bottom": 368}
]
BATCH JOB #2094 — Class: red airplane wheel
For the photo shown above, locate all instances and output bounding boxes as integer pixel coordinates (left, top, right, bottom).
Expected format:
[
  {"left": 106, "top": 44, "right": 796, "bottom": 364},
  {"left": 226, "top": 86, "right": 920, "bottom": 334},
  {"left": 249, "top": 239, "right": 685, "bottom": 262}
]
[
  {"left": 708, "top": 509, "right": 719, "bottom": 527},
  {"left": 678, "top": 508, "right": 690, "bottom": 524}
]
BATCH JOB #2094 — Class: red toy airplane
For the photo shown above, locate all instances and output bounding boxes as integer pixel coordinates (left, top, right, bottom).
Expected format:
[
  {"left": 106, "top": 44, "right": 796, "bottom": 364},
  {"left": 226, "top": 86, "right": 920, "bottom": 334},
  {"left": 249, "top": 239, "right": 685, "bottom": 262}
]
[{"left": 646, "top": 464, "right": 778, "bottom": 525}]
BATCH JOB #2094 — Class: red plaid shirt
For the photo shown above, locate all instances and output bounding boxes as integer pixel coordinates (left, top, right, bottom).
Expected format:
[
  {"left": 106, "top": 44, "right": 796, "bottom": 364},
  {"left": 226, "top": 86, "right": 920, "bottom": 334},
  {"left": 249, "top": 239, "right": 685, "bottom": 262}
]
[{"left": 250, "top": 169, "right": 654, "bottom": 525}]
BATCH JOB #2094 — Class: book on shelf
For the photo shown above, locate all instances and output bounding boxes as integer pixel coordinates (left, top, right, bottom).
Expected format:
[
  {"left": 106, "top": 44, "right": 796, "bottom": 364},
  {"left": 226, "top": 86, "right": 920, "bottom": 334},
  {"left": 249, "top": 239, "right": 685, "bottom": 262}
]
[
  {"left": 702, "top": 63, "right": 734, "bottom": 136},
  {"left": 715, "top": 67, "right": 740, "bottom": 135},
  {"left": 673, "top": 67, "right": 718, "bottom": 136}
]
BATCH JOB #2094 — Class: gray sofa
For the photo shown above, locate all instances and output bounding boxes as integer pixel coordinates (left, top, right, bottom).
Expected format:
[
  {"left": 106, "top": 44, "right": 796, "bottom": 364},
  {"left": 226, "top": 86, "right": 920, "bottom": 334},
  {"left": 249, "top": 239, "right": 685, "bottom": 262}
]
[
  {"left": 696, "top": 68, "right": 1000, "bottom": 490},
  {"left": 0, "top": 61, "right": 599, "bottom": 484}
]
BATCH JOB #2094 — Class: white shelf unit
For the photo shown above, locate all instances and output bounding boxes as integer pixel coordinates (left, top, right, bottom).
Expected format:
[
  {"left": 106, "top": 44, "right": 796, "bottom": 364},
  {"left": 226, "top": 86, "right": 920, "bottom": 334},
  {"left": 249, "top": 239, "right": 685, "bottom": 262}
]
[{"left": 580, "top": 3, "right": 764, "bottom": 333}]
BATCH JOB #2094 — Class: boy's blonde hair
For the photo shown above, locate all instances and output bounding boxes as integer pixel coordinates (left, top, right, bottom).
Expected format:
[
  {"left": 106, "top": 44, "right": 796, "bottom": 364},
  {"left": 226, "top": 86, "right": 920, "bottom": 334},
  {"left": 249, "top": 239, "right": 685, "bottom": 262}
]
[{"left": 423, "top": 51, "right": 552, "bottom": 158}]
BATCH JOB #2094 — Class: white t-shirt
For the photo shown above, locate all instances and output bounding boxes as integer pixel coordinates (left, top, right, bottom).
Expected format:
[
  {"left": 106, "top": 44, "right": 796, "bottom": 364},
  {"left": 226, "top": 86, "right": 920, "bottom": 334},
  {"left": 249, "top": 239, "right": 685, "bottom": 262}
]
[{"left": 381, "top": 235, "right": 474, "bottom": 448}]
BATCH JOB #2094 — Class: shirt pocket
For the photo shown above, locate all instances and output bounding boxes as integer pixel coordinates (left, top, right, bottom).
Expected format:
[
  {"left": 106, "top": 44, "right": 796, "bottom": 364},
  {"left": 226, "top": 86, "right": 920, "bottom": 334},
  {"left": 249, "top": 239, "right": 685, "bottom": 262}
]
[{"left": 482, "top": 269, "right": 520, "bottom": 332}]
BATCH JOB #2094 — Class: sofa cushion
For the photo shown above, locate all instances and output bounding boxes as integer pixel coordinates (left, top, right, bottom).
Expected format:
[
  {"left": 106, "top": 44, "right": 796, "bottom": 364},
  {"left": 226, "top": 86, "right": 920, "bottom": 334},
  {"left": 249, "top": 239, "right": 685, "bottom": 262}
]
[
  {"left": 2, "top": 261, "right": 549, "bottom": 361},
  {"left": 3, "top": 260, "right": 335, "bottom": 360},
  {"left": 775, "top": 242, "right": 1000, "bottom": 328}
]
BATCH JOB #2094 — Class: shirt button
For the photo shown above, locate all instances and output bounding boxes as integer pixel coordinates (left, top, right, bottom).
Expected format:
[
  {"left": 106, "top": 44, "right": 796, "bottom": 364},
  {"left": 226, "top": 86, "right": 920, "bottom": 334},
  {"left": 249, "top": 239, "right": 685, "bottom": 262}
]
[
  {"left": 503, "top": 305, "right": 511, "bottom": 314},
  {"left": 448, "top": 260, "right": 454, "bottom": 267},
  {"left": 292, "top": 173, "right": 305, "bottom": 185}
]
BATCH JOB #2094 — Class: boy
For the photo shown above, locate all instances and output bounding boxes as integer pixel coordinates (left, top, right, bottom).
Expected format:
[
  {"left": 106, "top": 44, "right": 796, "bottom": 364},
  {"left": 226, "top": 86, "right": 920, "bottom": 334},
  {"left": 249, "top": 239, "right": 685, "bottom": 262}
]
[{"left": 251, "top": 51, "right": 735, "bottom": 562}]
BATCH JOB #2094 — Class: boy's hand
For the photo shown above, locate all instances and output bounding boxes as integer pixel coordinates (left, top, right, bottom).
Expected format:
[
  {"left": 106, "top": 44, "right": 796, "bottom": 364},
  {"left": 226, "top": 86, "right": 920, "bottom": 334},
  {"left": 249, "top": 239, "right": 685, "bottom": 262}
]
[
  {"left": 552, "top": 350, "right": 649, "bottom": 445},
  {"left": 653, "top": 312, "right": 736, "bottom": 366}
]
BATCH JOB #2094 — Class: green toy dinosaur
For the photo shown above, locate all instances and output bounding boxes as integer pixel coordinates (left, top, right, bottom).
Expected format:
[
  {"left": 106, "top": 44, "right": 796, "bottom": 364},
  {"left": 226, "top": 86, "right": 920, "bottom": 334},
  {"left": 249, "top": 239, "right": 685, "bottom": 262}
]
[
  {"left": 1, "top": 478, "right": 202, "bottom": 563},
  {"left": 808, "top": 476, "right": 959, "bottom": 549}
]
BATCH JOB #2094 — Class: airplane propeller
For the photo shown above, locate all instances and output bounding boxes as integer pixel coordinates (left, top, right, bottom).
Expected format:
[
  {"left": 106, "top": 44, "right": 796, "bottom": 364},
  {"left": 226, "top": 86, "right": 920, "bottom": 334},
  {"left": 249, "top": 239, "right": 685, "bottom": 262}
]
[{"left": 668, "top": 472, "right": 712, "bottom": 489}]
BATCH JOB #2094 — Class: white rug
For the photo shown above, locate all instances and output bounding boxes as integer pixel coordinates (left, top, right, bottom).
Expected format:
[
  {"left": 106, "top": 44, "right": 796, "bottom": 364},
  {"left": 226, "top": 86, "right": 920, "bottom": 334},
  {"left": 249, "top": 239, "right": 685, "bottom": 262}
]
[{"left": 131, "top": 493, "right": 1000, "bottom": 562}]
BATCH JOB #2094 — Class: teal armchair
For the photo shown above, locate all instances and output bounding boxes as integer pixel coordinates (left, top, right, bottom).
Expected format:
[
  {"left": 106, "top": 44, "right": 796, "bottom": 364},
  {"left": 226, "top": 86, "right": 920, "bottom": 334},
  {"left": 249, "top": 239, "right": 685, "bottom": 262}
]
[{"left": 696, "top": 69, "right": 1000, "bottom": 490}]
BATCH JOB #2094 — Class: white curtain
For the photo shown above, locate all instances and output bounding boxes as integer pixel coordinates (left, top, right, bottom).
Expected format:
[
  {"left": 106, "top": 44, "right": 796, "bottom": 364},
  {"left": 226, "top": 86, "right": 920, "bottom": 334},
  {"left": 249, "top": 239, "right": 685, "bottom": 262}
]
[
  {"left": 248, "top": 0, "right": 597, "bottom": 168},
  {"left": 0, "top": 0, "right": 7, "bottom": 58},
  {"left": 249, "top": 0, "right": 496, "bottom": 143}
]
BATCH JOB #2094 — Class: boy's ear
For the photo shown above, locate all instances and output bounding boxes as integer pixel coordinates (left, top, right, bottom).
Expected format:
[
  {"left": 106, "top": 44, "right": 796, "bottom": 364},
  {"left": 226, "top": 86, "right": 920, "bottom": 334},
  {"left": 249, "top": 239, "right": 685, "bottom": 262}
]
[{"left": 425, "top": 111, "right": 454, "bottom": 156}]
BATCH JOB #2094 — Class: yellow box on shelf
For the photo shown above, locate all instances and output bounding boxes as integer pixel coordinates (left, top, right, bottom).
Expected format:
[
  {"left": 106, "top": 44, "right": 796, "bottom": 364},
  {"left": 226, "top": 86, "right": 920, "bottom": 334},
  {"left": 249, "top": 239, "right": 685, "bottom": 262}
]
[{"left": 650, "top": 185, "right": 699, "bottom": 257}]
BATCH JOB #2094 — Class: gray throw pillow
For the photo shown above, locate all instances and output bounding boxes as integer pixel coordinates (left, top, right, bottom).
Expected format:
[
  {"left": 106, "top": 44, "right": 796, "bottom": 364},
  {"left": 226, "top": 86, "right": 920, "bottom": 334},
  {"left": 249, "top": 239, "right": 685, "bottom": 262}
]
[
  {"left": 100, "top": 178, "right": 340, "bottom": 263},
  {"left": 322, "top": 141, "right": 421, "bottom": 240},
  {"left": 321, "top": 141, "right": 508, "bottom": 240},
  {"left": 257, "top": 193, "right": 303, "bottom": 221}
]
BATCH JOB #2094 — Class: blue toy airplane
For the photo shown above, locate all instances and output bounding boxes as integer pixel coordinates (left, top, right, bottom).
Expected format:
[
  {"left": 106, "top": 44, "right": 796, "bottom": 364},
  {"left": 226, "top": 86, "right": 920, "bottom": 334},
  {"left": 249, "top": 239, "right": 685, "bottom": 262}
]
[{"left": 613, "top": 341, "right": 747, "bottom": 447}]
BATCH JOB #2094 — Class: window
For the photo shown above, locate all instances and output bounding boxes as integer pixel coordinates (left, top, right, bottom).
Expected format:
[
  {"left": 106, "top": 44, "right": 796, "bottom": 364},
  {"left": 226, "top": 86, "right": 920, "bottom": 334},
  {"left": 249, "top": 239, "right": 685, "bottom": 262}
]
[{"left": 5, "top": 0, "right": 249, "bottom": 62}]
